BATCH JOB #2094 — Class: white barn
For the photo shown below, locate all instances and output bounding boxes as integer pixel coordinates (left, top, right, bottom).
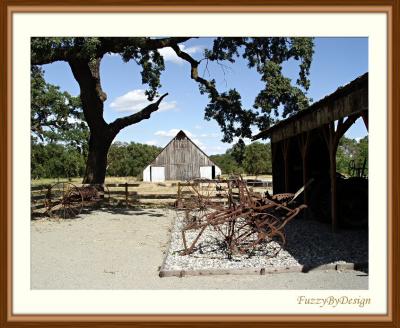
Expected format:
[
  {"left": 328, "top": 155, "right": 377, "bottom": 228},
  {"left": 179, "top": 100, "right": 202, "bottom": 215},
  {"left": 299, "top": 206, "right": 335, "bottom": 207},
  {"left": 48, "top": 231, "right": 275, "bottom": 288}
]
[{"left": 143, "top": 130, "right": 221, "bottom": 182}]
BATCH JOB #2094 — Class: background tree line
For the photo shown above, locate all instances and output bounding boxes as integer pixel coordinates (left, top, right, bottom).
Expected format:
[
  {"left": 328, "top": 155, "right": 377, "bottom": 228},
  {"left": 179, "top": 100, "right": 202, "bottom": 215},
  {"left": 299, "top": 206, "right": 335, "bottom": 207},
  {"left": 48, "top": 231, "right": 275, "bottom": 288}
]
[
  {"left": 336, "top": 135, "right": 368, "bottom": 176},
  {"left": 31, "top": 140, "right": 161, "bottom": 179},
  {"left": 210, "top": 135, "right": 368, "bottom": 177},
  {"left": 32, "top": 136, "right": 368, "bottom": 180}
]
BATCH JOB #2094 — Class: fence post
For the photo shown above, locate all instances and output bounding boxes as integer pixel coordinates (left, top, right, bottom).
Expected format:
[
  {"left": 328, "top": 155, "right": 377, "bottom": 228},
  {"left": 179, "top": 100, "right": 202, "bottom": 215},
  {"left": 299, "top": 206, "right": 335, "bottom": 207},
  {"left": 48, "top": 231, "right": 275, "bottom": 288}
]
[
  {"left": 125, "top": 182, "right": 128, "bottom": 207},
  {"left": 177, "top": 182, "right": 181, "bottom": 207}
]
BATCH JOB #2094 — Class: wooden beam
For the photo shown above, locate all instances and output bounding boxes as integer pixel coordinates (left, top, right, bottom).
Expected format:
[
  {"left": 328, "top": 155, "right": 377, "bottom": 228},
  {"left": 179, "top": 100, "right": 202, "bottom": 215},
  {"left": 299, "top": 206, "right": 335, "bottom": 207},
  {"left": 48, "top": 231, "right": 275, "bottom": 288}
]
[
  {"left": 321, "top": 114, "right": 360, "bottom": 232},
  {"left": 269, "top": 87, "right": 368, "bottom": 143},
  {"left": 322, "top": 122, "right": 338, "bottom": 233},
  {"left": 298, "top": 132, "right": 310, "bottom": 207},
  {"left": 282, "top": 139, "right": 290, "bottom": 192},
  {"left": 361, "top": 110, "right": 368, "bottom": 131}
]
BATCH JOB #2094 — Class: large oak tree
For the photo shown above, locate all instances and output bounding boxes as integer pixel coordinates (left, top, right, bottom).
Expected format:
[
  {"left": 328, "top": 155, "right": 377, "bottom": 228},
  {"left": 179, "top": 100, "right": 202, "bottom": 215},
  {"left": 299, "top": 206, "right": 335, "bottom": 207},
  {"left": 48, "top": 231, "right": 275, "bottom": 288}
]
[{"left": 31, "top": 37, "right": 313, "bottom": 184}]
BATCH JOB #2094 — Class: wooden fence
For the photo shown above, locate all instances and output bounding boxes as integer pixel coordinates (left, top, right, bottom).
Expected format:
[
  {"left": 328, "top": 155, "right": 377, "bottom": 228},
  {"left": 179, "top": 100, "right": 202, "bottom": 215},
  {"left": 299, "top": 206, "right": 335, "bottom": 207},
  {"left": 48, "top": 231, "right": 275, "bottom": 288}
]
[
  {"left": 31, "top": 182, "right": 179, "bottom": 211},
  {"left": 31, "top": 179, "right": 273, "bottom": 212}
]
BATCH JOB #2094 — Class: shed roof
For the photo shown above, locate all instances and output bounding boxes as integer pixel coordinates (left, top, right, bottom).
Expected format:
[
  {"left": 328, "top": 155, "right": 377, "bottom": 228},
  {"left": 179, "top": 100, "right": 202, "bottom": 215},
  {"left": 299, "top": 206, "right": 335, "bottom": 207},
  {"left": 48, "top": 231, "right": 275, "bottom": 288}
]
[{"left": 252, "top": 73, "right": 368, "bottom": 142}]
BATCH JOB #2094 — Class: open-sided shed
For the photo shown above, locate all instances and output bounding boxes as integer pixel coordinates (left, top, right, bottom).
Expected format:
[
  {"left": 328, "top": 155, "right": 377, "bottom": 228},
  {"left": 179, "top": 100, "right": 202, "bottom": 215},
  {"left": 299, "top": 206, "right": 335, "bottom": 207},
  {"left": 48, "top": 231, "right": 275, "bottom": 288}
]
[
  {"left": 143, "top": 130, "right": 221, "bottom": 182},
  {"left": 253, "top": 73, "right": 368, "bottom": 232}
]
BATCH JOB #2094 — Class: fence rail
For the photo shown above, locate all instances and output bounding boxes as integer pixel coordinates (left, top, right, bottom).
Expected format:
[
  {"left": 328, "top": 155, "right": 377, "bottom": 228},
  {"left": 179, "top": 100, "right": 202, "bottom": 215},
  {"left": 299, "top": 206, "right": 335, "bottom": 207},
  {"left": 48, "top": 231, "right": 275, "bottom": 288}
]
[
  {"left": 31, "top": 179, "right": 273, "bottom": 212},
  {"left": 31, "top": 182, "right": 179, "bottom": 211}
]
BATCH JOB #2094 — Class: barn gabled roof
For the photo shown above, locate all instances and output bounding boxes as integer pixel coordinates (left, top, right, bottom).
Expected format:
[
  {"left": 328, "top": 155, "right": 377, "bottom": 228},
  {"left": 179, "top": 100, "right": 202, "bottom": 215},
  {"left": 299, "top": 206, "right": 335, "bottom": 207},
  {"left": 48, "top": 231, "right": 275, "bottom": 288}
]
[{"left": 145, "top": 130, "right": 219, "bottom": 168}]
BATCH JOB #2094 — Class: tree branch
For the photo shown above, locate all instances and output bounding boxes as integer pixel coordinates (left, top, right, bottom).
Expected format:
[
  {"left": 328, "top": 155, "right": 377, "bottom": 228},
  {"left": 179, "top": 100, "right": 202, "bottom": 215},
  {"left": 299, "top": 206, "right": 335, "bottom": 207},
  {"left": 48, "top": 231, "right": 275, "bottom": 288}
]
[
  {"left": 170, "top": 44, "right": 232, "bottom": 104},
  {"left": 109, "top": 93, "right": 168, "bottom": 135},
  {"left": 99, "top": 37, "right": 194, "bottom": 56},
  {"left": 31, "top": 37, "right": 194, "bottom": 65}
]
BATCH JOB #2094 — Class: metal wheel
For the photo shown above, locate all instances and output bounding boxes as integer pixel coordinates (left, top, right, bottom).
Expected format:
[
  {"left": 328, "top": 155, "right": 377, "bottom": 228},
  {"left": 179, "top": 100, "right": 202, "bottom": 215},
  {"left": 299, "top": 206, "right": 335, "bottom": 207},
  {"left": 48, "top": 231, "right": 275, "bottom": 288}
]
[{"left": 46, "top": 182, "right": 83, "bottom": 219}]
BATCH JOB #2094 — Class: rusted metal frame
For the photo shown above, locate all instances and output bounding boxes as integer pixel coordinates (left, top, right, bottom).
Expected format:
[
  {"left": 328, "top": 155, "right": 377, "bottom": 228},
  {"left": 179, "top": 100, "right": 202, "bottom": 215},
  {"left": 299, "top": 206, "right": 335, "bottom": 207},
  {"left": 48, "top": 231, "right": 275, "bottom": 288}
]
[
  {"left": 178, "top": 176, "right": 307, "bottom": 256},
  {"left": 182, "top": 225, "right": 208, "bottom": 255},
  {"left": 183, "top": 206, "right": 244, "bottom": 231}
]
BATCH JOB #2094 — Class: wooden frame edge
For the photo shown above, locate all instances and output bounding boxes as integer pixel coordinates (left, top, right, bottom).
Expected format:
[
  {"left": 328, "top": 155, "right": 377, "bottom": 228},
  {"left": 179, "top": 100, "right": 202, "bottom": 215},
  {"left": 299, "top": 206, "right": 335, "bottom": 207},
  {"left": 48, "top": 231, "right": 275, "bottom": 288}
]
[{"left": 2, "top": 1, "right": 398, "bottom": 327}]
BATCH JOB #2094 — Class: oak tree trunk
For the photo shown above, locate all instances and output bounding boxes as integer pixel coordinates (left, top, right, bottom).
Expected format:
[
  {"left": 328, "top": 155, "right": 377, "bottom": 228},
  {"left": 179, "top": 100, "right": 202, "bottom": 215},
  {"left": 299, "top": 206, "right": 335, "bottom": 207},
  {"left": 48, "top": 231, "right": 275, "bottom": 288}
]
[
  {"left": 83, "top": 131, "right": 113, "bottom": 184},
  {"left": 68, "top": 58, "right": 166, "bottom": 185}
]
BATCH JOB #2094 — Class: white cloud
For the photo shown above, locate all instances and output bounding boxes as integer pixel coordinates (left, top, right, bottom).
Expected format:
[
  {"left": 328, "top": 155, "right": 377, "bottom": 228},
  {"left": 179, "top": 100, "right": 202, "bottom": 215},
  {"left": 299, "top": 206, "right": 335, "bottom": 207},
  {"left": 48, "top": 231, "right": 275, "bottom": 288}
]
[
  {"left": 145, "top": 140, "right": 158, "bottom": 146},
  {"left": 154, "top": 129, "right": 195, "bottom": 138},
  {"left": 110, "top": 89, "right": 177, "bottom": 113},
  {"left": 199, "top": 132, "right": 221, "bottom": 138},
  {"left": 194, "top": 124, "right": 202, "bottom": 130},
  {"left": 158, "top": 45, "right": 203, "bottom": 64},
  {"left": 207, "top": 145, "right": 225, "bottom": 155}
]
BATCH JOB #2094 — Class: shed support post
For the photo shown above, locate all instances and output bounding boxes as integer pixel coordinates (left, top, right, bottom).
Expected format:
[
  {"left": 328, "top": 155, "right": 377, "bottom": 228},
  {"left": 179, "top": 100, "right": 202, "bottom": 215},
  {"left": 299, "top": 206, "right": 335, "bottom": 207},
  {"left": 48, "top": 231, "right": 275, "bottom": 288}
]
[
  {"left": 282, "top": 139, "right": 290, "bottom": 192},
  {"left": 361, "top": 110, "right": 368, "bottom": 131},
  {"left": 322, "top": 114, "right": 359, "bottom": 232},
  {"left": 298, "top": 132, "right": 310, "bottom": 209}
]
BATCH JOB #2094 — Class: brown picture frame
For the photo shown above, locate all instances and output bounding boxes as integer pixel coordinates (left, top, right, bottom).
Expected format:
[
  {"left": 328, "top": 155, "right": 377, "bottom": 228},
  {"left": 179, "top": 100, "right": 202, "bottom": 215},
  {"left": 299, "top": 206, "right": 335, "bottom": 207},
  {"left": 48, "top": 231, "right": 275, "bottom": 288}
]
[{"left": 0, "top": 1, "right": 398, "bottom": 327}]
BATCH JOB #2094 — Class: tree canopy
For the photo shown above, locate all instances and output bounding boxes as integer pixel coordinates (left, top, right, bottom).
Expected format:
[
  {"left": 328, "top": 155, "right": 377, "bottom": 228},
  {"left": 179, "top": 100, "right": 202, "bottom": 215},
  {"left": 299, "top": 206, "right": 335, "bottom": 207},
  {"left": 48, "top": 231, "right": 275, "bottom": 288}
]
[
  {"left": 31, "top": 37, "right": 314, "bottom": 183},
  {"left": 31, "top": 65, "right": 88, "bottom": 149}
]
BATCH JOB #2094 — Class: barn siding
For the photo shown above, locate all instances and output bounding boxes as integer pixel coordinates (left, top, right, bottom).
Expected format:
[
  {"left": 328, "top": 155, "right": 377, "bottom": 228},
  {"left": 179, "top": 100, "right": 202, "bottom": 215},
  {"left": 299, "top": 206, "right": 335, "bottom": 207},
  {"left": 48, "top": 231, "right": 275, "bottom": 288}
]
[{"left": 149, "top": 131, "right": 217, "bottom": 180}]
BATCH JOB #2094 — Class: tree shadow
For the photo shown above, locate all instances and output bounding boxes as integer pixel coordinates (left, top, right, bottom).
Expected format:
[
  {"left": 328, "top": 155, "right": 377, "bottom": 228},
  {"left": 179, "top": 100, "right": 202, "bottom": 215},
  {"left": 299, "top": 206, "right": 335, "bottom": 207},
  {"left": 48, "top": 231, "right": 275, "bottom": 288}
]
[{"left": 31, "top": 202, "right": 172, "bottom": 220}]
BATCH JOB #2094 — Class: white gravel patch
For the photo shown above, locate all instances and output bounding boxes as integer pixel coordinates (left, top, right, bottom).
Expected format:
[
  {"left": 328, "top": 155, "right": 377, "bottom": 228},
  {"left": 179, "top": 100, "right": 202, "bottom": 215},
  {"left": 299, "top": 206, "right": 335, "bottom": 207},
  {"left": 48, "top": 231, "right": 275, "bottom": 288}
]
[{"left": 162, "top": 210, "right": 368, "bottom": 272}]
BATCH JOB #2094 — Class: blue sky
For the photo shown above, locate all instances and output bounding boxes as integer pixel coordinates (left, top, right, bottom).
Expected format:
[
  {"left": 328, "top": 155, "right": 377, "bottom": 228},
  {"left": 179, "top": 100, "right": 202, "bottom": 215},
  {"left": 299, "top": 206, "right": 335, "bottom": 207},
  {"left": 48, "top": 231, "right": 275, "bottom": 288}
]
[{"left": 41, "top": 37, "right": 368, "bottom": 154}]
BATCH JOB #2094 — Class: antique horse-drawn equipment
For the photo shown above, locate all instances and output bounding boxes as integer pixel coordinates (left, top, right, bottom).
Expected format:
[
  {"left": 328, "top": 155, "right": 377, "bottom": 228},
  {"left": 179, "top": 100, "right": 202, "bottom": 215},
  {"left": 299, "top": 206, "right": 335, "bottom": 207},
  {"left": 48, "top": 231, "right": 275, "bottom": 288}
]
[
  {"left": 45, "top": 182, "right": 110, "bottom": 219},
  {"left": 176, "top": 176, "right": 307, "bottom": 257}
]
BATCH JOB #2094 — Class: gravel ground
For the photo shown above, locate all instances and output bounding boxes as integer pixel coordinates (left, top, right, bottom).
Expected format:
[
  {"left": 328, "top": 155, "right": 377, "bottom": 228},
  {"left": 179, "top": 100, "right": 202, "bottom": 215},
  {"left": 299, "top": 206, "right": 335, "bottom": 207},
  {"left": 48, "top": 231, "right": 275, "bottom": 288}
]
[
  {"left": 31, "top": 207, "right": 368, "bottom": 289},
  {"left": 163, "top": 211, "right": 368, "bottom": 272}
]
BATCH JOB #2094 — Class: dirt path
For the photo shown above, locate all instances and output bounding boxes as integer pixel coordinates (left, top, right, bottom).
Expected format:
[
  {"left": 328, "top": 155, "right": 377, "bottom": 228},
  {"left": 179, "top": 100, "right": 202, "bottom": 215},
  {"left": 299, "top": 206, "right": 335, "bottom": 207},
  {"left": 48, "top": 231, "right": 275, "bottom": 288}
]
[{"left": 31, "top": 208, "right": 368, "bottom": 289}]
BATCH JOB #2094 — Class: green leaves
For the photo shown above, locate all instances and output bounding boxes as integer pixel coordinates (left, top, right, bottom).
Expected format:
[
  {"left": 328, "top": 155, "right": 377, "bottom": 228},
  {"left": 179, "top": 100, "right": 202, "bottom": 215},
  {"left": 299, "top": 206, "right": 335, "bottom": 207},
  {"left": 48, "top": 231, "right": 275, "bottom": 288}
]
[
  {"left": 106, "top": 142, "right": 161, "bottom": 177},
  {"left": 31, "top": 142, "right": 86, "bottom": 179},
  {"left": 243, "top": 142, "right": 271, "bottom": 176},
  {"left": 336, "top": 136, "right": 368, "bottom": 176},
  {"left": 201, "top": 37, "right": 314, "bottom": 141},
  {"left": 31, "top": 66, "right": 88, "bottom": 148},
  {"left": 210, "top": 141, "right": 271, "bottom": 175},
  {"left": 31, "top": 37, "right": 315, "bottom": 145}
]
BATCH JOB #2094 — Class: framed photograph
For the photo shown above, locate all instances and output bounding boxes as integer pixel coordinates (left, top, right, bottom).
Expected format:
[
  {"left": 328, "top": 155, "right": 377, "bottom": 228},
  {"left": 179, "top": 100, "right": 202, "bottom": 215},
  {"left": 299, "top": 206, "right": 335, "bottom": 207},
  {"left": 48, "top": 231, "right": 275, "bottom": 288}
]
[{"left": 1, "top": 1, "right": 398, "bottom": 327}]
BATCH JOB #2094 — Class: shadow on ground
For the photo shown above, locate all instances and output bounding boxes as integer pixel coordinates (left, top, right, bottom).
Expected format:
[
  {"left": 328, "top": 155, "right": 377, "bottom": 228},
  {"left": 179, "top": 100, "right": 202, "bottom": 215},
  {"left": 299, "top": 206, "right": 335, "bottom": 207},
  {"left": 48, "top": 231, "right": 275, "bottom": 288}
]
[
  {"left": 282, "top": 217, "right": 368, "bottom": 274},
  {"left": 31, "top": 202, "right": 171, "bottom": 220}
]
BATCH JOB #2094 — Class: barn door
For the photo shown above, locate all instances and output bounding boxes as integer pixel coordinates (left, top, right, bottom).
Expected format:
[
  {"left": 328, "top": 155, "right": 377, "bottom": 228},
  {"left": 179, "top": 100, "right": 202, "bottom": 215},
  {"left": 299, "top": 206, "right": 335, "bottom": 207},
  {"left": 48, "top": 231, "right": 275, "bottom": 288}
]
[
  {"left": 200, "top": 166, "right": 212, "bottom": 179},
  {"left": 151, "top": 166, "right": 165, "bottom": 182}
]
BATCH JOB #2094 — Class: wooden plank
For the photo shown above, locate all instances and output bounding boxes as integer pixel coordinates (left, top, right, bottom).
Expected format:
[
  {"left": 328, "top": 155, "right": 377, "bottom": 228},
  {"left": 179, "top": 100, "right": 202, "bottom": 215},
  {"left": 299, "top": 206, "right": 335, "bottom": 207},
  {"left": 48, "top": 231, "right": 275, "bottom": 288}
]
[
  {"left": 31, "top": 194, "right": 46, "bottom": 201},
  {"left": 105, "top": 183, "right": 140, "bottom": 187},
  {"left": 31, "top": 185, "right": 50, "bottom": 191},
  {"left": 136, "top": 194, "right": 177, "bottom": 199},
  {"left": 270, "top": 87, "right": 368, "bottom": 143},
  {"left": 108, "top": 190, "right": 138, "bottom": 196},
  {"left": 31, "top": 203, "right": 46, "bottom": 210}
]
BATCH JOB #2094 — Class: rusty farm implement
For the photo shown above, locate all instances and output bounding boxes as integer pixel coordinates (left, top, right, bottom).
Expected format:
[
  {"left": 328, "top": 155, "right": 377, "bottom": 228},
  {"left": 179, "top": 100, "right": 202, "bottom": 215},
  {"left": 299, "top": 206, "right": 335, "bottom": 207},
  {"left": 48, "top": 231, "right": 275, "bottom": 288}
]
[
  {"left": 176, "top": 177, "right": 307, "bottom": 257},
  {"left": 44, "top": 182, "right": 110, "bottom": 219}
]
